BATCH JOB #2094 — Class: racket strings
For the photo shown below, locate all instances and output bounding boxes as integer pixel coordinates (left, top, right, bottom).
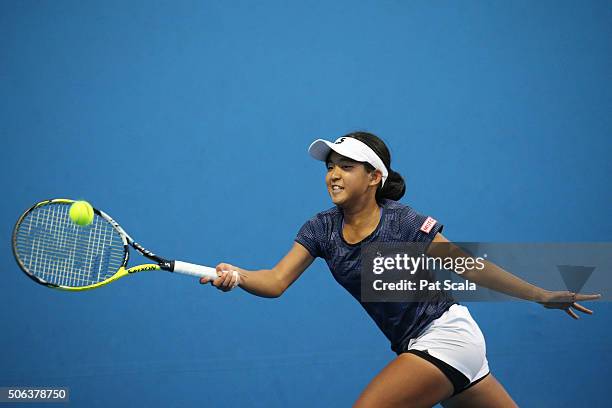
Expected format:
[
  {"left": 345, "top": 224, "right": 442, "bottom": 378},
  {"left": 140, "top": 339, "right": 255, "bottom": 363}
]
[{"left": 13, "top": 203, "right": 125, "bottom": 287}]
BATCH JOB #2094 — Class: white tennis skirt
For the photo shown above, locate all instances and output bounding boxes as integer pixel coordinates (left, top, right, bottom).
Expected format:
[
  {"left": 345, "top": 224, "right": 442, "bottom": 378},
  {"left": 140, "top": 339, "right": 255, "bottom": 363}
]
[{"left": 406, "top": 304, "right": 490, "bottom": 384}]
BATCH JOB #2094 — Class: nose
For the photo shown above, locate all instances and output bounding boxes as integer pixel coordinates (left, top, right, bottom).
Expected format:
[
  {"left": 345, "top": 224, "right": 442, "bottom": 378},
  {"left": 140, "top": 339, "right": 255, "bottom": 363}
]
[{"left": 329, "top": 165, "right": 341, "bottom": 181}]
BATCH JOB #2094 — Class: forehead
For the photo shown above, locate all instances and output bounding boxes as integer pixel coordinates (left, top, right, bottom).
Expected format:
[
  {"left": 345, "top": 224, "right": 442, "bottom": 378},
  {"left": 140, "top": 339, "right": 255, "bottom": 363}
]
[{"left": 326, "top": 151, "right": 359, "bottom": 164}]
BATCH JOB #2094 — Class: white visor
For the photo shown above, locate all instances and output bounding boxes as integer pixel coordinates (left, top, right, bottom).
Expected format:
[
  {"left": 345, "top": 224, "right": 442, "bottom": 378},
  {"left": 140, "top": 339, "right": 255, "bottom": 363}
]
[{"left": 308, "top": 137, "right": 388, "bottom": 188}]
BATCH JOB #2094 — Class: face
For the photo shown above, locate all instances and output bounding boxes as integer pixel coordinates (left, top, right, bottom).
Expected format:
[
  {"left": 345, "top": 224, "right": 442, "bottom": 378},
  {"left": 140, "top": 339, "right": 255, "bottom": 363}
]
[{"left": 325, "top": 151, "right": 381, "bottom": 207}]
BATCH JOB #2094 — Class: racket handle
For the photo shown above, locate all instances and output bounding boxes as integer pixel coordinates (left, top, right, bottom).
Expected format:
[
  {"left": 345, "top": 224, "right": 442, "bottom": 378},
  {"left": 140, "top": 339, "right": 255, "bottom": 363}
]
[{"left": 172, "top": 261, "right": 218, "bottom": 279}]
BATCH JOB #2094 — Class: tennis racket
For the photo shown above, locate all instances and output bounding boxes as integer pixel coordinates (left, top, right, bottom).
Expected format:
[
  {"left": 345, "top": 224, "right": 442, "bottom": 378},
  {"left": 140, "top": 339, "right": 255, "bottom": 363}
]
[{"left": 12, "top": 198, "right": 220, "bottom": 291}]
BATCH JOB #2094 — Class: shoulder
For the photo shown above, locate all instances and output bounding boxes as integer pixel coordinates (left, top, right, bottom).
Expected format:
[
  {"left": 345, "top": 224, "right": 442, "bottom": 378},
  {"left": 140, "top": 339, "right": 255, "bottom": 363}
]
[
  {"left": 380, "top": 198, "right": 408, "bottom": 210},
  {"left": 380, "top": 199, "right": 443, "bottom": 240},
  {"left": 304, "top": 205, "right": 341, "bottom": 225},
  {"left": 380, "top": 198, "right": 418, "bottom": 218},
  {"left": 295, "top": 206, "right": 340, "bottom": 259},
  {"left": 381, "top": 198, "right": 430, "bottom": 217}
]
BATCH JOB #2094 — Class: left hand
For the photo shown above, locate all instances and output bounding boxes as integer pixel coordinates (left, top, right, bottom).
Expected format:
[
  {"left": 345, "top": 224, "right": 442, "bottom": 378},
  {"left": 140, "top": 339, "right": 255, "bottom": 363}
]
[{"left": 537, "top": 290, "right": 602, "bottom": 319}]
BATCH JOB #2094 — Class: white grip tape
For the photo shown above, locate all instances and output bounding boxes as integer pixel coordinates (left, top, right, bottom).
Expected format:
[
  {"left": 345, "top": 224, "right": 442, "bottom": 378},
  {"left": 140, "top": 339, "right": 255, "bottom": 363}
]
[{"left": 173, "top": 261, "right": 218, "bottom": 279}]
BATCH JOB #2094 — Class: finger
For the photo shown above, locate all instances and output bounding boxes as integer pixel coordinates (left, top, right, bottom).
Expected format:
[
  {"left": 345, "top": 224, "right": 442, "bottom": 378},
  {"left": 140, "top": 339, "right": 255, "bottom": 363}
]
[
  {"left": 199, "top": 277, "right": 211, "bottom": 285},
  {"left": 223, "top": 271, "right": 236, "bottom": 291},
  {"left": 228, "top": 271, "right": 239, "bottom": 289},
  {"left": 571, "top": 302, "right": 593, "bottom": 314},
  {"left": 575, "top": 293, "right": 602, "bottom": 301},
  {"left": 220, "top": 270, "right": 232, "bottom": 287},
  {"left": 213, "top": 272, "right": 223, "bottom": 288},
  {"left": 225, "top": 271, "right": 235, "bottom": 288},
  {"left": 566, "top": 309, "right": 579, "bottom": 320}
]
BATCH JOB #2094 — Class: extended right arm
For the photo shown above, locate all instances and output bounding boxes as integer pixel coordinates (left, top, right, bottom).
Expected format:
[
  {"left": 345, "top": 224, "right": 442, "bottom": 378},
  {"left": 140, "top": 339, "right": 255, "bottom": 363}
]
[{"left": 200, "top": 242, "right": 315, "bottom": 298}]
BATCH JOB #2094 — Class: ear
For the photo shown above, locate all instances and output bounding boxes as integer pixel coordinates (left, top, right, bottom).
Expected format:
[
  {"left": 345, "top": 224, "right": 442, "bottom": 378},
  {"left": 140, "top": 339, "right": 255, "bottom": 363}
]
[{"left": 369, "top": 169, "right": 383, "bottom": 187}]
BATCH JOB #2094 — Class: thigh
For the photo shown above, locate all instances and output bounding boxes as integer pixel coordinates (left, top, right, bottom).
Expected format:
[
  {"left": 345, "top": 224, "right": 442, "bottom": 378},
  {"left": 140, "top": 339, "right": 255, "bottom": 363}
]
[
  {"left": 353, "top": 353, "right": 455, "bottom": 408},
  {"left": 441, "top": 374, "right": 518, "bottom": 408}
]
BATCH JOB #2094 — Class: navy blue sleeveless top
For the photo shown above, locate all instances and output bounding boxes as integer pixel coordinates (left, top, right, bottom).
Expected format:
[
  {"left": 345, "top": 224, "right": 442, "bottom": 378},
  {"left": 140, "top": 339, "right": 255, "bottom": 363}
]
[{"left": 295, "top": 199, "right": 457, "bottom": 353}]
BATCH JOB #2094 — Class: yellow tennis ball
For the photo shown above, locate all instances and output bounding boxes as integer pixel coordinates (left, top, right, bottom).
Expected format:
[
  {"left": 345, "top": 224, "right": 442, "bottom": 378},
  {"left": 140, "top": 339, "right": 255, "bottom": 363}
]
[{"left": 69, "top": 201, "right": 94, "bottom": 226}]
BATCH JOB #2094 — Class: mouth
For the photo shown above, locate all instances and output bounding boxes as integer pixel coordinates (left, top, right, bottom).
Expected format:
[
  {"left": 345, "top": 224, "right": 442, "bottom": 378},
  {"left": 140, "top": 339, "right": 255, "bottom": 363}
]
[{"left": 330, "top": 185, "right": 344, "bottom": 194}]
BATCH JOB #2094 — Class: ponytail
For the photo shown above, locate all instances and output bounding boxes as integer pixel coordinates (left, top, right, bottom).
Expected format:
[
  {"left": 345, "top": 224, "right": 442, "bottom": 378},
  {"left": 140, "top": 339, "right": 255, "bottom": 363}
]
[{"left": 377, "top": 168, "right": 406, "bottom": 201}]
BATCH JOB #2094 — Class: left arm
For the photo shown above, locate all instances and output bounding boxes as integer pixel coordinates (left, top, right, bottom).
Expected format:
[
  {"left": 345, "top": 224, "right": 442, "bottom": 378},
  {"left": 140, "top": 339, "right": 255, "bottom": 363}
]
[{"left": 427, "top": 233, "right": 602, "bottom": 319}]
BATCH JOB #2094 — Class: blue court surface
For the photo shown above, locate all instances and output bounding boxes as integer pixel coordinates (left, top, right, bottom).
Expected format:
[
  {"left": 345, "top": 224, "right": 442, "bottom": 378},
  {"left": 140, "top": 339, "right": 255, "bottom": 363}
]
[{"left": 1, "top": 1, "right": 610, "bottom": 407}]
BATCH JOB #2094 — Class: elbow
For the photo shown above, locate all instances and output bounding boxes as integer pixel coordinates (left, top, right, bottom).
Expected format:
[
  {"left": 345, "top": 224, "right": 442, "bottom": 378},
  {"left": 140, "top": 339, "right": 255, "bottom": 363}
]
[
  {"left": 266, "top": 285, "right": 285, "bottom": 299},
  {"left": 272, "top": 269, "right": 289, "bottom": 298},
  {"left": 274, "top": 282, "right": 288, "bottom": 298}
]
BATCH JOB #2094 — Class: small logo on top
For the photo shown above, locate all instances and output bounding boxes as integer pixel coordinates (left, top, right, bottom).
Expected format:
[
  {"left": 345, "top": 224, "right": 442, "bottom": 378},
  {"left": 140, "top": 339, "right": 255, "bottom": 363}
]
[{"left": 420, "top": 217, "right": 437, "bottom": 233}]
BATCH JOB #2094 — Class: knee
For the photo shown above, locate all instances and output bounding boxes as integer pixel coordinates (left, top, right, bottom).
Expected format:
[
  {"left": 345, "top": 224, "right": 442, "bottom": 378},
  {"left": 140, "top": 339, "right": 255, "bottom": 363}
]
[{"left": 354, "top": 391, "right": 438, "bottom": 408}]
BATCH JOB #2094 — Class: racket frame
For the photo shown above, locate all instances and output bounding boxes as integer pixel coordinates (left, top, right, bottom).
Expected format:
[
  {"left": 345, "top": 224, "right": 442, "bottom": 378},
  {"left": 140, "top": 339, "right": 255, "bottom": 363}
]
[{"left": 12, "top": 198, "right": 215, "bottom": 291}]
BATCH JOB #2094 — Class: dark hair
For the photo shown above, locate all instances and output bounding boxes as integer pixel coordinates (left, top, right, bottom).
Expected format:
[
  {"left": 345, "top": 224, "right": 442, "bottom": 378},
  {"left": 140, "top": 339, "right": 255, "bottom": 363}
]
[{"left": 342, "top": 131, "right": 406, "bottom": 202}]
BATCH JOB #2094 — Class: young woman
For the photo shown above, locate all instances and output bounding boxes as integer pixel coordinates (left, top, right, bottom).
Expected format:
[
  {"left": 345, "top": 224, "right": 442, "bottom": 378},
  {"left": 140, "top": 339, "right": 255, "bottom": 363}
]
[{"left": 200, "top": 131, "right": 601, "bottom": 408}]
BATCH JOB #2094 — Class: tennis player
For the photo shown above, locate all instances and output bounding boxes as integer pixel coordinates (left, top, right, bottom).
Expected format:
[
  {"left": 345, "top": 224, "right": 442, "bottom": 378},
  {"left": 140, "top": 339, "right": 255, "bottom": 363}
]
[{"left": 200, "top": 131, "right": 601, "bottom": 407}]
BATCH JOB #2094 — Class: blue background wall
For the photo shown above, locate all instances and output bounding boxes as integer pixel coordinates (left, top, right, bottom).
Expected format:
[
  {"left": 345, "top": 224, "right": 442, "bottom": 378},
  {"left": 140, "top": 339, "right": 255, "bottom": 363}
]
[{"left": 1, "top": 1, "right": 610, "bottom": 407}]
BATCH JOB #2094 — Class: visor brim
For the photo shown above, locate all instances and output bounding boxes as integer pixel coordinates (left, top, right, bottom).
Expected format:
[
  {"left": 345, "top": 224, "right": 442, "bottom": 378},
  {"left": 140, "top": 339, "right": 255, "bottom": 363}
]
[{"left": 308, "top": 139, "right": 370, "bottom": 163}]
